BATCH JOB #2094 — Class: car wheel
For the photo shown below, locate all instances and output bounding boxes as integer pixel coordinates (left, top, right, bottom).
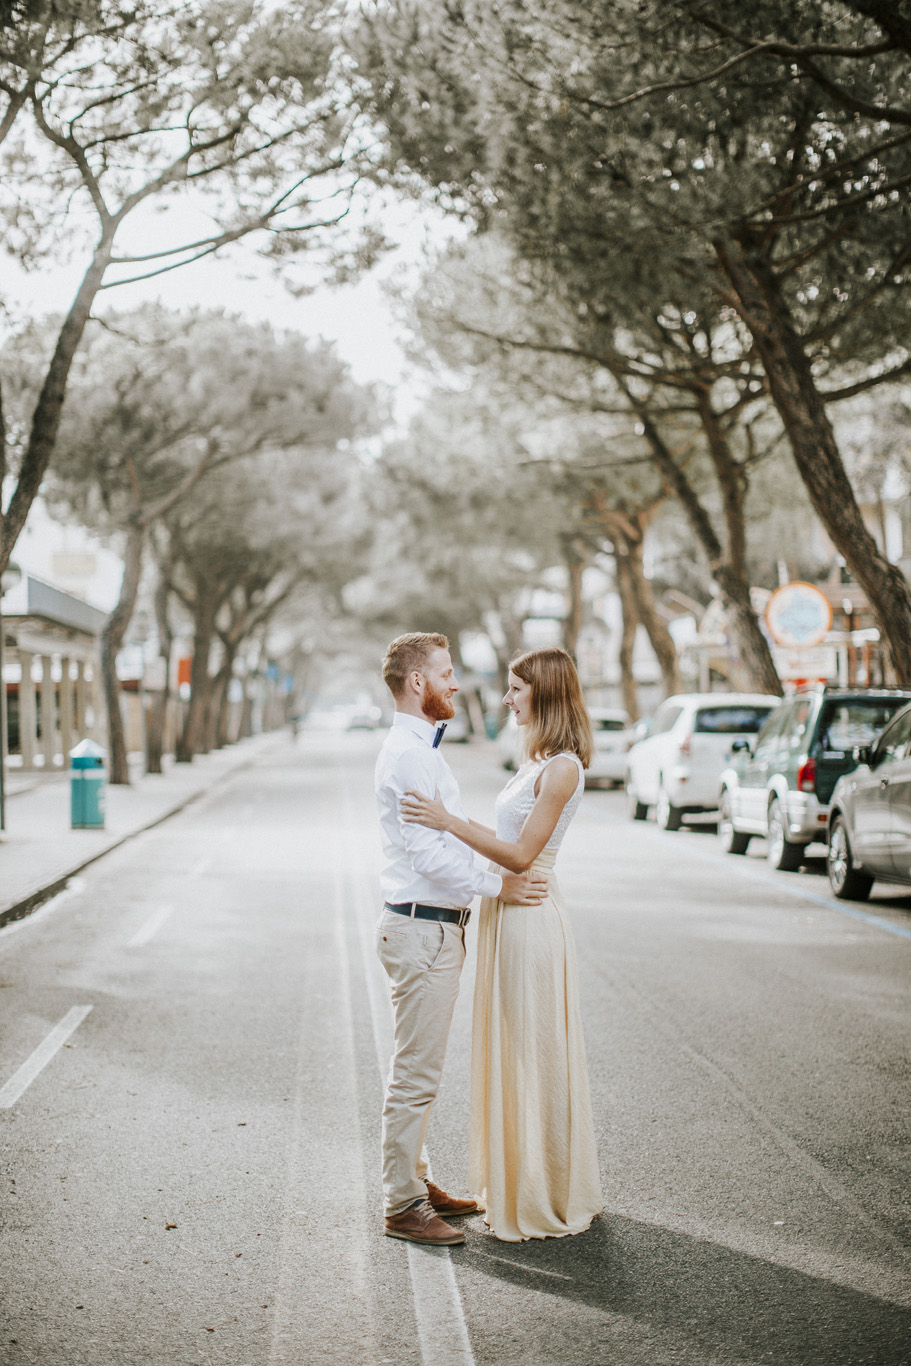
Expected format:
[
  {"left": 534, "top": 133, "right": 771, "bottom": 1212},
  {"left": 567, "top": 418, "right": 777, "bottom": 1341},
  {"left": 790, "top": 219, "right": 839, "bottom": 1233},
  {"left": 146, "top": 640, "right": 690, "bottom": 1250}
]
[
  {"left": 827, "top": 815, "right": 873, "bottom": 902},
  {"left": 626, "top": 779, "right": 648, "bottom": 821},
  {"left": 766, "top": 798, "right": 804, "bottom": 871},
  {"left": 719, "top": 789, "right": 751, "bottom": 855},
  {"left": 656, "top": 780, "right": 683, "bottom": 832}
]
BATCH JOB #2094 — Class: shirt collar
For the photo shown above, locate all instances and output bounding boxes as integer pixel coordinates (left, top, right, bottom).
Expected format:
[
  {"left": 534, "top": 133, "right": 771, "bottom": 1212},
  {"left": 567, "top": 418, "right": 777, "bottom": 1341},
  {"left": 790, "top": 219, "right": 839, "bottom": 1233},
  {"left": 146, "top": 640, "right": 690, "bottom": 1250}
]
[{"left": 392, "top": 712, "right": 438, "bottom": 746}]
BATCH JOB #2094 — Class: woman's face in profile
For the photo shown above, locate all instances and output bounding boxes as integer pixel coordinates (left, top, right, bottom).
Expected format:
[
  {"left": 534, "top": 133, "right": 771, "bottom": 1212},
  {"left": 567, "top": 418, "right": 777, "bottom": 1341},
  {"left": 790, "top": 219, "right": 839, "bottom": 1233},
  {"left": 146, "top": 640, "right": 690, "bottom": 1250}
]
[{"left": 504, "top": 671, "right": 533, "bottom": 726}]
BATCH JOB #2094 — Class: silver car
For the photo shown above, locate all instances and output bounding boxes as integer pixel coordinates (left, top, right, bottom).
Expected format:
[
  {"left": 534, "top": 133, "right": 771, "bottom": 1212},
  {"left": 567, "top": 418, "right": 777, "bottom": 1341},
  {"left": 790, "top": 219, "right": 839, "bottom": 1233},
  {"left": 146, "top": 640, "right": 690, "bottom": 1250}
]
[{"left": 826, "top": 702, "right": 911, "bottom": 900}]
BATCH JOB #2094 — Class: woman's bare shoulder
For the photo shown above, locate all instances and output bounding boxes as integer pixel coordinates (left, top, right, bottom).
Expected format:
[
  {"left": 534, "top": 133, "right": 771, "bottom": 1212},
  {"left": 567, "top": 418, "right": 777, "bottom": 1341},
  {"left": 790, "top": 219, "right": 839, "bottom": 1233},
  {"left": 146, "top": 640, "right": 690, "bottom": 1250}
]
[{"left": 536, "top": 753, "right": 581, "bottom": 799}]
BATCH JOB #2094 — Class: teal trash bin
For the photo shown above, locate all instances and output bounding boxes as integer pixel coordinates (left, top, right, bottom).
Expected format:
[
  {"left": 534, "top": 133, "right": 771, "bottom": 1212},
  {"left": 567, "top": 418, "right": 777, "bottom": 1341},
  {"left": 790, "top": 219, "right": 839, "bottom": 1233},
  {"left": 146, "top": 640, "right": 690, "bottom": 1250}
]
[{"left": 70, "top": 739, "right": 106, "bottom": 829}]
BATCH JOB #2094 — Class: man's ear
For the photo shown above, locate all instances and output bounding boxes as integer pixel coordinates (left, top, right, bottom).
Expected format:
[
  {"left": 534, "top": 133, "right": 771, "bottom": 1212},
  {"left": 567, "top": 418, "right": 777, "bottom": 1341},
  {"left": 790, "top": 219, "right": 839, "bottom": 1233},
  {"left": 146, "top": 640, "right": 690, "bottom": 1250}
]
[{"left": 408, "top": 670, "right": 424, "bottom": 696}]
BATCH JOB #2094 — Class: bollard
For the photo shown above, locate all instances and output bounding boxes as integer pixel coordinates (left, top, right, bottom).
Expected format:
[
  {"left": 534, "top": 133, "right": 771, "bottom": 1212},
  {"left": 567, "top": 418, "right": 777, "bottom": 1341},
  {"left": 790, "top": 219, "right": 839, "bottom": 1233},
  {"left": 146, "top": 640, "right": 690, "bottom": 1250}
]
[{"left": 70, "top": 738, "right": 106, "bottom": 829}]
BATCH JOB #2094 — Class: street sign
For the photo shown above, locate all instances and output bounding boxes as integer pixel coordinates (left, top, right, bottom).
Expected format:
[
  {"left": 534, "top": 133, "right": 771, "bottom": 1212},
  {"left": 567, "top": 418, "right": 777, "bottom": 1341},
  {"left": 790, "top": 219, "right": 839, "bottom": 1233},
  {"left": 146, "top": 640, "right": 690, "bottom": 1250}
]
[
  {"left": 765, "top": 582, "right": 832, "bottom": 648},
  {"left": 772, "top": 645, "right": 838, "bottom": 682}
]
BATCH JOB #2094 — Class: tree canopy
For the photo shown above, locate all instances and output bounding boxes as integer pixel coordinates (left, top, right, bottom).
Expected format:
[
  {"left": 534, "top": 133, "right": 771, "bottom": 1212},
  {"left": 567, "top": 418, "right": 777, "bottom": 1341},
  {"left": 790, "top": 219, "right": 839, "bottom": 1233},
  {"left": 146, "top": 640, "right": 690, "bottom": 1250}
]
[{"left": 356, "top": 0, "right": 911, "bottom": 679}]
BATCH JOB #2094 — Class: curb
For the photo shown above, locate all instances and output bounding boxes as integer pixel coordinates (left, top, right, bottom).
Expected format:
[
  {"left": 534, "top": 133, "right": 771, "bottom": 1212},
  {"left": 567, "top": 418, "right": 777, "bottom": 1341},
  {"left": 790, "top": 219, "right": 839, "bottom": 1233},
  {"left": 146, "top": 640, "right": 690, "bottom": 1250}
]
[{"left": 0, "top": 740, "right": 272, "bottom": 931}]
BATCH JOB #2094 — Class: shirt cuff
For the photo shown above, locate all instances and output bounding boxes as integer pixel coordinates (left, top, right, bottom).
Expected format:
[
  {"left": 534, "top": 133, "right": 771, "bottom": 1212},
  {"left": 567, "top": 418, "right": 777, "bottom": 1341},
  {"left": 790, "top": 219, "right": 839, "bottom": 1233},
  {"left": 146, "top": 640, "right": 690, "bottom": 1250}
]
[{"left": 480, "top": 869, "right": 503, "bottom": 899}]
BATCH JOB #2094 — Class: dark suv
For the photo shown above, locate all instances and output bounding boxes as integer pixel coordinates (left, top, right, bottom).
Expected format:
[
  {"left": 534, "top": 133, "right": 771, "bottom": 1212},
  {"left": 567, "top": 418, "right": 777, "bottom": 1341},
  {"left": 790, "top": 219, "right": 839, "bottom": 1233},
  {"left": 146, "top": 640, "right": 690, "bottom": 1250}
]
[{"left": 718, "top": 687, "right": 911, "bottom": 870}]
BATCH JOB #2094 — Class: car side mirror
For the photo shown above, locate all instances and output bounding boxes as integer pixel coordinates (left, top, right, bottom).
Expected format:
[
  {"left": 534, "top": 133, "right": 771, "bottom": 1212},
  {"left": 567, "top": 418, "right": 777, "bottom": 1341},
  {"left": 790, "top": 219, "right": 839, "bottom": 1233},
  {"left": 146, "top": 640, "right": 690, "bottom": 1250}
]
[
  {"left": 731, "top": 738, "right": 752, "bottom": 755},
  {"left": 853, "top": 743, "right": 872, "bottom": 766}
]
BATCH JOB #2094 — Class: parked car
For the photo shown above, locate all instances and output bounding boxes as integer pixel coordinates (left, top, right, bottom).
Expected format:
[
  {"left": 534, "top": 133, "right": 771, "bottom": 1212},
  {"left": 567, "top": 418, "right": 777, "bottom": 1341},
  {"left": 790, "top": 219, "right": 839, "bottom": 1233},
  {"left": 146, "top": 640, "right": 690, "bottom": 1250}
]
[
  {"left": 718, "top": 687, "right": 911, "bottom": 870},
  {"left": 497, "top": 707, "right": 633, "bottom": 787},
  {"left": 585, "top": 708, "right": 636, "bottom": 788},
  {"left": 826, "top": 702, "right": 911, "bottom": 900},
  {"left": 626, "top": 693, "right": 778, "bottom": 830}
]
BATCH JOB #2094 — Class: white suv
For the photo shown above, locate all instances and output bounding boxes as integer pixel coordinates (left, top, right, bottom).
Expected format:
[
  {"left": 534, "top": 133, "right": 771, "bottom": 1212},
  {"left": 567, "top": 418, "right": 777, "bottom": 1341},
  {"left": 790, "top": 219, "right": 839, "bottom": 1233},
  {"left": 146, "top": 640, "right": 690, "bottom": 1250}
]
[{"left": 625, "top": 693, "right": 779, "bottom": 830}]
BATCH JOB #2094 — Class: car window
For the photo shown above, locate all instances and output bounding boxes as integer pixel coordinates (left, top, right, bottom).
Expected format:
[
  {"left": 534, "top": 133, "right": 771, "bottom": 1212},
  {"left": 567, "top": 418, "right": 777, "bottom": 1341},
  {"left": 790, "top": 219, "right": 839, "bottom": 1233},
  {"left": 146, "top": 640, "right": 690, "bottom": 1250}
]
[
  {"left": 693, "top": 705, "right": 775, "bottom": 734},
  {"left": 872, "top": 708, "right": 911, "bottom": 767},
  {"left": 785, "top": 698, "right": 814, "bottom": 752},
  {"left": 649, "top": 704, "right": 684, "bottom": 735},
  {"left": 817, "top": 699, "right": 911, "bottom": 752},
  {"left": 594, "top": 718, "right": 627, "bottom": 732},
  {"left": 754, "top": 702, "right": 791, "bottom": 749}
]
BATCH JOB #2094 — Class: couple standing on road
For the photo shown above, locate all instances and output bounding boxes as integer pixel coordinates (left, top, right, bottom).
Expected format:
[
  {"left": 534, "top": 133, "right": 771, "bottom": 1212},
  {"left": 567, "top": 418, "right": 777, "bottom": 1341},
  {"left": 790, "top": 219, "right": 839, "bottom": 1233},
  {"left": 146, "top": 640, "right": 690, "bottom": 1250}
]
[{"left": 374, "top": 631, "right": 603, "bottom": 1246}]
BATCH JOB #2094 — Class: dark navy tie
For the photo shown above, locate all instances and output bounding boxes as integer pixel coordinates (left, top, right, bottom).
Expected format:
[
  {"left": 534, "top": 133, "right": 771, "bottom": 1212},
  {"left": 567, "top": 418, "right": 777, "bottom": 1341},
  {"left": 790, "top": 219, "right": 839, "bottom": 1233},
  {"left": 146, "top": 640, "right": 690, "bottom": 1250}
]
[{"left": 432, "top": 724, "right": 447, "bottom": 749}]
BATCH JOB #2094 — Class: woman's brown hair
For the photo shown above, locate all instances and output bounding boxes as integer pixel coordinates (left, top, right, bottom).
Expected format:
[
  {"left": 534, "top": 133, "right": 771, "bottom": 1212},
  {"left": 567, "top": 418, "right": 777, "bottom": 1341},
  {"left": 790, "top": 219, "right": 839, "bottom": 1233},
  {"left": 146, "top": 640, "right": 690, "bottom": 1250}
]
[{"left": 510, "top": 647, "right": 594, "bottom": 768}]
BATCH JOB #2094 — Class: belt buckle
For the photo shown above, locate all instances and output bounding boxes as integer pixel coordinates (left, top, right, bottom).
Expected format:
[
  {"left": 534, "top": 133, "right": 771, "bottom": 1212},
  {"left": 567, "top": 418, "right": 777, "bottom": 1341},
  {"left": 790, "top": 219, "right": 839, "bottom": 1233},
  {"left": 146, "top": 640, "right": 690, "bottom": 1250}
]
[{"left": 457, "top": 907, "right": 469, "bottom": 928}]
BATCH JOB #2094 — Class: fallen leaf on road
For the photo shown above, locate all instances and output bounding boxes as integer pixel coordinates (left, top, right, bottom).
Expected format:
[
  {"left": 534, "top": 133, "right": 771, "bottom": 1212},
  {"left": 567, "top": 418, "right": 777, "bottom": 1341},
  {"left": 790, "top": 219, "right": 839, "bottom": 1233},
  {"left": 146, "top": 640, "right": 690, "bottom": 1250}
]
[{"left": 165, "top": 1222, "right": 177, "bottom": 1230}]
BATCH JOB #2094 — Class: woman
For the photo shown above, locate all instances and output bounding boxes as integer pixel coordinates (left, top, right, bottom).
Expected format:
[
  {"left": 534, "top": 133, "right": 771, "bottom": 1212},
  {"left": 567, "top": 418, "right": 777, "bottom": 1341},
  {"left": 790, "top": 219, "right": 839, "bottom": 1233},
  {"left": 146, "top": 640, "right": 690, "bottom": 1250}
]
[{"left": 401, "top": 647, "right": 603, "bottom": 1242}]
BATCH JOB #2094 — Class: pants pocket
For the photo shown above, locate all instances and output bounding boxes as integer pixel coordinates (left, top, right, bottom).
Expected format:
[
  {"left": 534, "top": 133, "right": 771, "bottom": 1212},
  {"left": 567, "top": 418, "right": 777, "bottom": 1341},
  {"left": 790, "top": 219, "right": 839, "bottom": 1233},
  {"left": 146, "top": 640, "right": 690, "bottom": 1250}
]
[{"left": 420, "top": 922, "right": 447, "bottom": 970}]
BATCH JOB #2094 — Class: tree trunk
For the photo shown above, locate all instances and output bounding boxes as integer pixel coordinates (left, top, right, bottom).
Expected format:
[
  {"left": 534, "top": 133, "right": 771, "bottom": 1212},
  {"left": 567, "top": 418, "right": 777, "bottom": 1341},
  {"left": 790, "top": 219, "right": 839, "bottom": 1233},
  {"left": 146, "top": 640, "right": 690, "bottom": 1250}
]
[
  {"left": 714, "top": 232, "right": 911, "bottom": 683},
  {"left": 624, "top": 524, "right": 681, "bottom": 696},
  {"left": 1, "top": 236, "right": 115, "bottom": 578},
  {"left": 100, "top": 522, "right": 144, "bottom": 785},
  {"left": 145, "top": 688, "right": 167, "bottom": 775},
  {"left": 145, "top": 557, "right": 174, "bottom": 775},
  {"left": 627, "top": 385, "right": 782, "bottom": 695},
  {"left": 694, "top": 391, "right": 783, "bottom": 697},
  {"left": 176, "top": 585, "right": 217, "bottom": 763},
  {"left": 563, "top": 544, "right": 585, "bottom": 659},
  {"left": 613, "top": 549, "right": 640, "bottom": 720},
  {"left": 239, "top": 686, "right": 254, "bottom": 740},
  {"left": 713, "top": 566, "right": 783, "bottom": 696},
  {"left": 210, "top": 646, "right": 237, "bottom": 749}
]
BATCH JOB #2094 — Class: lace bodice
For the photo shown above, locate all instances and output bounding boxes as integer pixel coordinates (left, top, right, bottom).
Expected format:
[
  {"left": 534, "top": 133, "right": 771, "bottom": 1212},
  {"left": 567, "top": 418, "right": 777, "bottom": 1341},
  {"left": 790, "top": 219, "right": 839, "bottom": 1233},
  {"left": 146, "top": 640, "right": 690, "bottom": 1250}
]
[{"left": 495, "top": 753, "right": 585, "bottom": 851}]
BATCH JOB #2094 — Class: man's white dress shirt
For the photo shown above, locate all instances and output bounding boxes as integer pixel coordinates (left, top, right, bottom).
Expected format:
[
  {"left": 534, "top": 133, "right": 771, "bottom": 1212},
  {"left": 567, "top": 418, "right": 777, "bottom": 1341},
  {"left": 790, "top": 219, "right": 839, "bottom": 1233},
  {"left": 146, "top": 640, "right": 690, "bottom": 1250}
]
[{"left": 375, "top": 713, "right": 503, "bottom": 908}]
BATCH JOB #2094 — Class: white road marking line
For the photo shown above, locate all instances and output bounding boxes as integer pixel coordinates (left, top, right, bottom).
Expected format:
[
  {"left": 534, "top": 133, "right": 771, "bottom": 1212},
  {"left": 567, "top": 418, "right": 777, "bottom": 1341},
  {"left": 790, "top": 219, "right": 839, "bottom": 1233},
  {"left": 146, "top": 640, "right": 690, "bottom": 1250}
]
[
  {"left": 409, "top": 1248, "right": 476, "bottom": 1362},
  {"left": 128, "top": 904, "right": 176, "bottom": 947},
  {"left": 267, "top": 819, "right": 379, "bottom": 1365},
  {"left": 0, "top": 1005, "right": 93, "bottom": 1109},
  {"left": 338, "top": 778, "right": 477, "bottom": 1366}
]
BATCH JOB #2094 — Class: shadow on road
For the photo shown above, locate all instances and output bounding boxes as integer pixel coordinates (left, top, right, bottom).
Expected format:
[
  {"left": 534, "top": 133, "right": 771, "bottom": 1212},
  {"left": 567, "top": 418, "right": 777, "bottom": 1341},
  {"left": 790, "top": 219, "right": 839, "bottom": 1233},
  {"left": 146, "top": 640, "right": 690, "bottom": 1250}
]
[{"left": 454, "top": 1212, "right": 911, "bottom": 1365}]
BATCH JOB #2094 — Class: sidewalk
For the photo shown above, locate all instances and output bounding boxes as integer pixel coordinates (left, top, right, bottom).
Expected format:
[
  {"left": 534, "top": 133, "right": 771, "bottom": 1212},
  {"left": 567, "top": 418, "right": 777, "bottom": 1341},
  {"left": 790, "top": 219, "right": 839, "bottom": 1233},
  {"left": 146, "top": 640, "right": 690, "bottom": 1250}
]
[{"left": 0, "top": 732, "right": 284, "bottom": 928}]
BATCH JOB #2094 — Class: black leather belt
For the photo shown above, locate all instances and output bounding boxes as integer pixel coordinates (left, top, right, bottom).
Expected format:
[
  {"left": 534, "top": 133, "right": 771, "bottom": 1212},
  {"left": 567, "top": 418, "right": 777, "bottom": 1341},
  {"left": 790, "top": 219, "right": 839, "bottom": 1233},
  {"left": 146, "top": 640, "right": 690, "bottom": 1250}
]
[{"left": 384, "top": 901, "right": 471, "bottom": 927}]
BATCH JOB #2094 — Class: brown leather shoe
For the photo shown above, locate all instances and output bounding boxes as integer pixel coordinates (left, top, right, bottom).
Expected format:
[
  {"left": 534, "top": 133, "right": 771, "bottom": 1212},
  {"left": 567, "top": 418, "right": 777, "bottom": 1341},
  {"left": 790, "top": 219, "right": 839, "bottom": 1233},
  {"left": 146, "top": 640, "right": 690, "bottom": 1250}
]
[
  {"left": 385, "top": 1199, "right": 466, "bottom": 1246},
  {"left": 425, "top": 1179, "right": 479, "bottom": 1217}
]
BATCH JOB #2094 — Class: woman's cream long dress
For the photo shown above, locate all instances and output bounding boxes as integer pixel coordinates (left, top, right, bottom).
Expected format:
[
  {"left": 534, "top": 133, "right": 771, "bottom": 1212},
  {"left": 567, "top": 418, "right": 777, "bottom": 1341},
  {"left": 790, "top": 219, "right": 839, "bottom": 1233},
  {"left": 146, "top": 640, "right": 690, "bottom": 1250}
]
[{"left": 469, "top": 752, "right": 603, "bottom": 1242}]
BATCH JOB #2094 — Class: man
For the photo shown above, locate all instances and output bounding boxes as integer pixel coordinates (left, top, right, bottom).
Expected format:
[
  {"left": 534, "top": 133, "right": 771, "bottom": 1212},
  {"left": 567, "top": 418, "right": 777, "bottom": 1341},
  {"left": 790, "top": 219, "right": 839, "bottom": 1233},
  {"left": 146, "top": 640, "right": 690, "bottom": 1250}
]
[{"left": 375, "top": 632, "right": 547, "bottom": 1246}]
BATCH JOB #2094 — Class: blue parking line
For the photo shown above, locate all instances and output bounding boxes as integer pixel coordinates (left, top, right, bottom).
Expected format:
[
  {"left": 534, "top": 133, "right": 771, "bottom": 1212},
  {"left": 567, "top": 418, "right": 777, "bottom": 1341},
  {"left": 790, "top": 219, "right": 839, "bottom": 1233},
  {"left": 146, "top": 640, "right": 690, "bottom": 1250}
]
[
  {"left": 715, "top": 853, "right": 911, "bottom": 941},
  {"left": 782, "top": 885, "right": 911, "bottom": 941},
  {"left": 604, "top": 800, "right": 911, "bottom": 941}
]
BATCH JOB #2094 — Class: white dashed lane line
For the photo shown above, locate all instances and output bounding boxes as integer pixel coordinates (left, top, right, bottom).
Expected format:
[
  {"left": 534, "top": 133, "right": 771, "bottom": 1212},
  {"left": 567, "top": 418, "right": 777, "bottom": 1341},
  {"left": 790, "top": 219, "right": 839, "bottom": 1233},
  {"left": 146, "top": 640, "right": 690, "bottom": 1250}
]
[
  {"left": 0, "top": 1004, "right": 93, "bottom": 1110},
  {"left": 128, "top": 904, "right": 176, "bottom": 947}
]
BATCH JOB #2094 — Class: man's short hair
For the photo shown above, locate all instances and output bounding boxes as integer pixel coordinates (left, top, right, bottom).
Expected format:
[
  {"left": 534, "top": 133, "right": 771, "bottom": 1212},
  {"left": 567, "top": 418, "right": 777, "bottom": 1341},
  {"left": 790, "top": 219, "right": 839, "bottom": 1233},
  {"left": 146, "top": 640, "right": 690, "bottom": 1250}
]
[{"left": 382, "top": 632, "right": 449, "bottom": 697}]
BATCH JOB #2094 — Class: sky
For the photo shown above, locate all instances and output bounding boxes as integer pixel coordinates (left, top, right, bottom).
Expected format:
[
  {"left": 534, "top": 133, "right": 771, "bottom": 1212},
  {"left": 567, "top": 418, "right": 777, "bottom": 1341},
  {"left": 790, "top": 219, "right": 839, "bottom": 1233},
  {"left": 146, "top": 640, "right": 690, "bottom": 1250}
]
[
  {"left": 4, "top": 189, "right": 455, "bottom": 607},
  {"left": 6, "top": 188, "right": 452, "bottom": 418}
]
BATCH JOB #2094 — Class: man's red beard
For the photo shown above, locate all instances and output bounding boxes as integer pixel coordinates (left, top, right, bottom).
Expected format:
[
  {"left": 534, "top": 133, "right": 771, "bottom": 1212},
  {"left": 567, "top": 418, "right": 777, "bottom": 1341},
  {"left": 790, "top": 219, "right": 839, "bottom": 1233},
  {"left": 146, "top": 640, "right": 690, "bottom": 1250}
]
[{"left": 422, "top": 681, "right": 456, "bottom": 723}]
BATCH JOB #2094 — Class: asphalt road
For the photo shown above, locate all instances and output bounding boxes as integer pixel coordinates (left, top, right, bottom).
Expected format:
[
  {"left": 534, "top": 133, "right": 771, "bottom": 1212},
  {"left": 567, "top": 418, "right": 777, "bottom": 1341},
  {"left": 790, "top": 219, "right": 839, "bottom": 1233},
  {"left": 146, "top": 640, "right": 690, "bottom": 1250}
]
[{"left": 1, "top": 730, "right": 909, "bottom": 1366}]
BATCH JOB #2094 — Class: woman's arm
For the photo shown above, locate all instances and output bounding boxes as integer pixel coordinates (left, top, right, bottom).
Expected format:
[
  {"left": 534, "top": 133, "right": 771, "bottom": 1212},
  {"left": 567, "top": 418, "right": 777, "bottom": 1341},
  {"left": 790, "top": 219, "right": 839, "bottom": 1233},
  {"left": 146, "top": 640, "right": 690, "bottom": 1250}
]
[{"left": 402, "top": 757, "right": 579, "bottom": 873}]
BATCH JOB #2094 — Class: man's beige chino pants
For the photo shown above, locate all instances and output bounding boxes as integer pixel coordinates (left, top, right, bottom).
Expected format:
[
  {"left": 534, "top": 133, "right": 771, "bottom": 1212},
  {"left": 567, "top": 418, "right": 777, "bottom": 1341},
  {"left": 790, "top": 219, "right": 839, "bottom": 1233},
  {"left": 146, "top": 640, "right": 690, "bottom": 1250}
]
[{"left": 376, "top": 910, "right": 467, "bottom": 1216}]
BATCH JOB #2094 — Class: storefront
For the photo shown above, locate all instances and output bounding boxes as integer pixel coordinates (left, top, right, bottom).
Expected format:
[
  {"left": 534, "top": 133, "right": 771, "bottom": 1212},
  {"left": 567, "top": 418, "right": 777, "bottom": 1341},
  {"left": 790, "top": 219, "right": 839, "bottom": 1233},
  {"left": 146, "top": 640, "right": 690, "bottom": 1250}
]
[{"left": 1, "top": 575, "right": 106, "bottom": 773}]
